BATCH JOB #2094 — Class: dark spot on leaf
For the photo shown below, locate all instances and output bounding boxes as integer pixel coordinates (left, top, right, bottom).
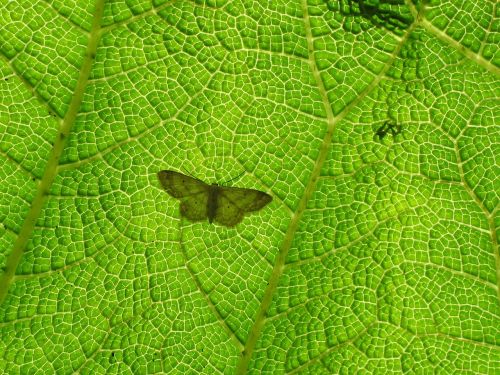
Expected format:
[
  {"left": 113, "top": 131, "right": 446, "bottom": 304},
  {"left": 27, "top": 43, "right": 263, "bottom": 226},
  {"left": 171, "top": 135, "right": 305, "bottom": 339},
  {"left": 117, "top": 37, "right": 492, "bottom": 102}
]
[
  {"left": 330, "top": 0, "right": 413, "bottom": 33},
  {"left": 374, "top": 121, "right": 401, "bottom": 140}
]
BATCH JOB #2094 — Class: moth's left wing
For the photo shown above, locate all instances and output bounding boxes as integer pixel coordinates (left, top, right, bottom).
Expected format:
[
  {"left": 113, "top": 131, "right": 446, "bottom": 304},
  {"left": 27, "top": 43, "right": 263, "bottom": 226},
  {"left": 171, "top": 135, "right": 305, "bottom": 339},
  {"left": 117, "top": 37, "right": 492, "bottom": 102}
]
[
  {"left": 179, "top": 193, "right": 209, "bottom": 222},
  {"left": 158, "top": 170, "right": 211, "bottom": 223},
  {"left": 157, "top": 170, "right": 208, "bottom": 198}
]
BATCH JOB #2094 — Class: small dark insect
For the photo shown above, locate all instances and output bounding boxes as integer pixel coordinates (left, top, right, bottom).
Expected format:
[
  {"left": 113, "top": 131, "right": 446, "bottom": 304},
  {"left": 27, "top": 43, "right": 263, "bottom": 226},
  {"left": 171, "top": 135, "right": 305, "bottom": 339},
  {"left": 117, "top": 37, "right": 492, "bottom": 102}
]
[
  {"left": 157, "top": 170, "right": 272, "bottom": 227},
  {"left": 374, "top": 121, "right": 401, "bottom": 140},
  {"left": 335, "top": 0, "right": 412, "bottom": 32}
]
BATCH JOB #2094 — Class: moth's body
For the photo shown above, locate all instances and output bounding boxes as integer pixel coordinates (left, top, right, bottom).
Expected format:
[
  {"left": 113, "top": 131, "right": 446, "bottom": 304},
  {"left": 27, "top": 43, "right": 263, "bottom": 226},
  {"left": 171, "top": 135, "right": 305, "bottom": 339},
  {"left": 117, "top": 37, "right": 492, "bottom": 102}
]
[
  {"left": 207, "top": 183, "right": 219, "bottom": 224},
  {"left": 157, "top": 170, "right": 272, "bottom": 227}
]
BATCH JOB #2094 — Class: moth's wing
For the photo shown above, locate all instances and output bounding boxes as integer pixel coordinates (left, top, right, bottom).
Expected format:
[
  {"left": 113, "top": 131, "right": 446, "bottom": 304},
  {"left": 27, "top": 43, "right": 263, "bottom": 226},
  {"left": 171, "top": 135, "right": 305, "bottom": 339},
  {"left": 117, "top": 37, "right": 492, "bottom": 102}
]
[
  {"left": 213, "top": 194, "right": 244, "bottom": 227},
  {"left": 215, "top": 187, "right": 272, "bottom": 227},
  {"left": 158, "top": 170, "right": 210, "bottom": 222},
  {"left": 157, "top": 170, "right": 208, "bottom": 198},
  {"left": 179, "top": 193, "right": 208, "bottom": 222}
]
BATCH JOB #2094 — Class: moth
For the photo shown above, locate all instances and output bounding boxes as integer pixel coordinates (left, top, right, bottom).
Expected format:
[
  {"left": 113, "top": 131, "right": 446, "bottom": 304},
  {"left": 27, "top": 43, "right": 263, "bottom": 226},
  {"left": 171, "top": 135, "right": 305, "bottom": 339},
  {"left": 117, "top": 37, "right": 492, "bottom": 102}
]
[{"left": 157, "top": 170, "right": 272, "bottom": 227}]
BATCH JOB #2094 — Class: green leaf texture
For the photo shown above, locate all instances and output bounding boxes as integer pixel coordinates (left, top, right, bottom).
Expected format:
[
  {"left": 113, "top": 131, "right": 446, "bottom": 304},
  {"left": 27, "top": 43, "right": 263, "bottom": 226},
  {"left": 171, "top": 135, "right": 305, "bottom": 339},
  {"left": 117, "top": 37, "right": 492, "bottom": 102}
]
[{"left": 1, "top": 0, "right": 499, "bottom": 373}]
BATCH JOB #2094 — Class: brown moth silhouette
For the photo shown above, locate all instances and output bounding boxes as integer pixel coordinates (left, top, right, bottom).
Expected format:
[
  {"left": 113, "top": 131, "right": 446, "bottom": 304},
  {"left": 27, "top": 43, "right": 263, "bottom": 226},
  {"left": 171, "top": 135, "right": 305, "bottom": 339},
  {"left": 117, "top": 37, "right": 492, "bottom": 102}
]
[{"left": 157, "top": 170, "right": 272, "bottom": 227}]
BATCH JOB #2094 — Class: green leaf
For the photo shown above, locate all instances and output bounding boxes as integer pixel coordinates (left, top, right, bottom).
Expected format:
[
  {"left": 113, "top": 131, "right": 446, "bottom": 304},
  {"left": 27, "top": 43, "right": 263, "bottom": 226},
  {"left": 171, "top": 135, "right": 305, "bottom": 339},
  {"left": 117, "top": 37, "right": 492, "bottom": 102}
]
[{"left": 1, "top": 0, "right": 499, "bottom": 373}]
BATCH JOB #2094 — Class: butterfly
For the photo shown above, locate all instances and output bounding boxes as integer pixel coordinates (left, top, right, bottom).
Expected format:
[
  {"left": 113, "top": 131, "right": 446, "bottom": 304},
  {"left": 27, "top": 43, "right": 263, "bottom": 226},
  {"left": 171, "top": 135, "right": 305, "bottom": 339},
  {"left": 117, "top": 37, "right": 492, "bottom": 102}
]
[{"left": 157, "top": 170, "right": 272, "bottom": 227}]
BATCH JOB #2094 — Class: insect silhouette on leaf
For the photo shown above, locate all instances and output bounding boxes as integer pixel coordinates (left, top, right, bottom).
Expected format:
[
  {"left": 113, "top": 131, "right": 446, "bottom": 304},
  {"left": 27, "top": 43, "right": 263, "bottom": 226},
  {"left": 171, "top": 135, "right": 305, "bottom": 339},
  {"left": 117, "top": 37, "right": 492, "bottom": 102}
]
[
  {"left": 157, "top": 170, "right": 272, "bottom": 227},
  {"left": 335, "top": 0, "right": 413, "bottom": 32},
  {"left": 374, "top": 121, "right": 401, "bottom": 140}
]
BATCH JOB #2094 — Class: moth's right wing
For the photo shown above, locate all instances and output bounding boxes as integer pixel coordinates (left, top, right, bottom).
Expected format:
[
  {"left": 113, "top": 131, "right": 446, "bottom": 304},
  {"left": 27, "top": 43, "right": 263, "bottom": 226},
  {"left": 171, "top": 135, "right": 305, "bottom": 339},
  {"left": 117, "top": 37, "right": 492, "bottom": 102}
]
[
  {"left": 157, "top": 170, "right": 209, "bottom": 198},
  {"left": 215, "top": 186, "right": 272, "bottom": 227}
]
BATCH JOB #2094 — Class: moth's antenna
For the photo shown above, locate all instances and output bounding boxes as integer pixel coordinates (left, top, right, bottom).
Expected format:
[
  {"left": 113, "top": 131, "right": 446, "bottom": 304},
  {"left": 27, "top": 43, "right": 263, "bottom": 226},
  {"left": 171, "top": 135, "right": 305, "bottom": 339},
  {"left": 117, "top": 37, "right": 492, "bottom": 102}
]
[
  {"left": 221, "top": 170, "right": 245, "bottom": 186},
  {"left": 181, "top": 166, "right": 199, "bottom": 179}
]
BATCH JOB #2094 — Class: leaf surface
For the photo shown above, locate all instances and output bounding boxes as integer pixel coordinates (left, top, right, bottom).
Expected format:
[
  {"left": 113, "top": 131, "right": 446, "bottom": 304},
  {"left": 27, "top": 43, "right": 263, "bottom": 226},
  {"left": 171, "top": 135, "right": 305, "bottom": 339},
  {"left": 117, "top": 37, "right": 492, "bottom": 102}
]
[{"left": 0, "top": 0, "right": 499, "bottom": 374}]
